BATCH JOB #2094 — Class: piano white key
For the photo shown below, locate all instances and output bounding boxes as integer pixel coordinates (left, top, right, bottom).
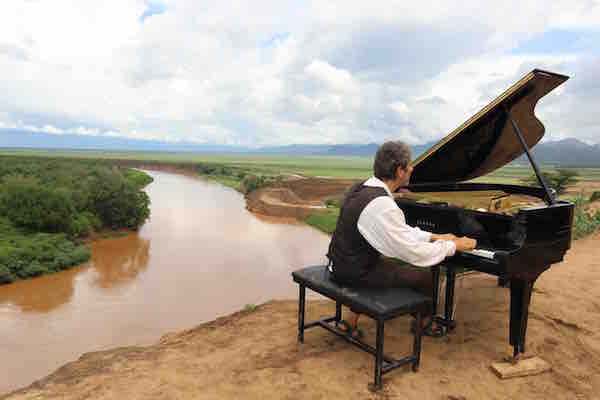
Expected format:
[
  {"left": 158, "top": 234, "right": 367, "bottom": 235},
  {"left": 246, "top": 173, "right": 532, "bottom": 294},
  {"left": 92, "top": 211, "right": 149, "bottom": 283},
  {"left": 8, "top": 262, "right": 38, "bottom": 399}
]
[{"left": 462, "top": 248, "right": 496, "bottom": 259}]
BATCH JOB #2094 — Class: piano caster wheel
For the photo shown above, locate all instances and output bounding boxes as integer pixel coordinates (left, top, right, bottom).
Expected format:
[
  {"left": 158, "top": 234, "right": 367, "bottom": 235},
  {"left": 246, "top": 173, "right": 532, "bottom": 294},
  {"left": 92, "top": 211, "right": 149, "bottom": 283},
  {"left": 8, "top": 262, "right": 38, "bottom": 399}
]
[
  {"left": 433, "top": 316, "right": 456, "bottom": 333},
  {"left": 447, "top": 320, "right": 457, "bottom": 331}
]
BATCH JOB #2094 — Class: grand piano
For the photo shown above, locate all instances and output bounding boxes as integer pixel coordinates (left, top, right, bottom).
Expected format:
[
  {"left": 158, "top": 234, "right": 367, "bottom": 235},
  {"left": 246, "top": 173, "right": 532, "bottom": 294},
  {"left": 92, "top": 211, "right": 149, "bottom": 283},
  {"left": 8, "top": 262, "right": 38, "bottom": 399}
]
[{"left": 396, "top": 69, "right": 574, "bottom": 359}]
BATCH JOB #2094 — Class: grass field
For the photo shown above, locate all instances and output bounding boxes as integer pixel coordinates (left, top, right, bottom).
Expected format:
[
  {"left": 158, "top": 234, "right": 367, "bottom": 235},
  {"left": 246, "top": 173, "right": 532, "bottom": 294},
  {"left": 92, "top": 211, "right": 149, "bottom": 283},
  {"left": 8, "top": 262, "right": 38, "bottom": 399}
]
[
  {"left": 0, "top": 149, "right": 373, "bottom": 178},
  {"left": 1, "top": 148, "right": 600, "bottom": 183}
]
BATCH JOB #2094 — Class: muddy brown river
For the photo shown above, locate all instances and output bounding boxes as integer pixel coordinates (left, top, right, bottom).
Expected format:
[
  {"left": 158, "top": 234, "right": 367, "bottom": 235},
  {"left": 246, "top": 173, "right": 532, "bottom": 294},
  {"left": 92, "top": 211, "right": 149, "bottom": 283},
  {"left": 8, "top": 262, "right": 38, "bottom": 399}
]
[{"left": 0, "top": 171, "right": 330, "bottom": 394}]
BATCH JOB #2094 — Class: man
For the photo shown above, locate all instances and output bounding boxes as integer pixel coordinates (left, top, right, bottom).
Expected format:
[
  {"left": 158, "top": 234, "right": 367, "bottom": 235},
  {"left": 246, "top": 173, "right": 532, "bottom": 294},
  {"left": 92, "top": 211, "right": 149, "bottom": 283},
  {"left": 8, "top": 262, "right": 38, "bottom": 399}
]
[{"left": 326, "top": 141, "right": 477, "bottom": 337}]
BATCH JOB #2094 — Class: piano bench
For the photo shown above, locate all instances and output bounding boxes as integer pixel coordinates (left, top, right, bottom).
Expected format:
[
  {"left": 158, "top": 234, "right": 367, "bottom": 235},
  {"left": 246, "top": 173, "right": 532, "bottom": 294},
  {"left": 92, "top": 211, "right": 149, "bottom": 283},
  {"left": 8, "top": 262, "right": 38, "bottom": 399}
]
[{"left": 291, "top": 265, "right": 432, "bottom": 390}]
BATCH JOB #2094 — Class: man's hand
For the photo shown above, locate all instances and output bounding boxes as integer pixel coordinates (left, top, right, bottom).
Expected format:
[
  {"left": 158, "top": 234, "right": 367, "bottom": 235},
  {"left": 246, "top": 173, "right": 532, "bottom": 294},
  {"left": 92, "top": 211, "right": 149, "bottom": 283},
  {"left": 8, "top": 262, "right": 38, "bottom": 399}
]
[
  {"left": 431, "top": 233, "right": 457, "bottom": 242},
  {"left": 453, "top": 237, "right": 477, "bottom": 251}
]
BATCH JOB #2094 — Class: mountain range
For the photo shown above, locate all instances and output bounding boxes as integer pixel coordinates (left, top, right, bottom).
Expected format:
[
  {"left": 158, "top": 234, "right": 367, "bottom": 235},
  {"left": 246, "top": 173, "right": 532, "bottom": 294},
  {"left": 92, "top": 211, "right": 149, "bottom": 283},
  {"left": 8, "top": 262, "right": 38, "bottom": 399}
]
[{"left": 1, "top": 129, "right": 599, "bottom": 167}]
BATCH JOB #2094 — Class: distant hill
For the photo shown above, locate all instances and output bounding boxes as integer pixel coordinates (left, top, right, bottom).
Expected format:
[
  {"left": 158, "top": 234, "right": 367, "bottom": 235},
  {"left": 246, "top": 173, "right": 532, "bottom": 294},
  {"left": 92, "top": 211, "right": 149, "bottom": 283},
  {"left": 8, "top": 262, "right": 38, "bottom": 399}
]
[
  {"left": 517, "top": 138, "right": 600, "bottom": 167},
  {"left": 0, "top": 129, "right": 249, "bottom": 153},
  {"left": 1, "top": 129, "right": 599, "bottom": 167},
  {"left": 255, "top": 142, "right": 434, "bottom": 157},
  {"left": 255, "top": 143, "right": 380, "bottom": 156}
]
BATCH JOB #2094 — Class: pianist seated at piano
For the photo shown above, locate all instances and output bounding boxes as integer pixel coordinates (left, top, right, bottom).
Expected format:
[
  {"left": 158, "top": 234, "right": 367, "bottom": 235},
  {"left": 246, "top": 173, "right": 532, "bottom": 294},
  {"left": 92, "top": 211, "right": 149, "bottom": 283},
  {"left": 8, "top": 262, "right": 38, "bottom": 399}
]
[{"left": 326, "top": 140, "right": 477, "bottom": 337}]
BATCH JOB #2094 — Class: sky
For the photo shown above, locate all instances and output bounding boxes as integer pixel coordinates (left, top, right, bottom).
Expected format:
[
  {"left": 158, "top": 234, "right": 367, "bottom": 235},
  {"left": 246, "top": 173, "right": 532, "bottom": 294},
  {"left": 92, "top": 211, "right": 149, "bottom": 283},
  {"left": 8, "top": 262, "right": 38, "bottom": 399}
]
[{"left": 0, "top": 0, "right": 599, "bottom": 147}]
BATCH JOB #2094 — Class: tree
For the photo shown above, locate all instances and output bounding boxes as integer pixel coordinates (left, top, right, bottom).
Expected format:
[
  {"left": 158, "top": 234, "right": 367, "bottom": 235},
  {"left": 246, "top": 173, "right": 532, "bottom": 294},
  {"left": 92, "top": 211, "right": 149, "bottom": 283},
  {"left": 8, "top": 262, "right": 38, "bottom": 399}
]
[
  {"left": 87, "top": 167, "right": 150, "bottom": 229},
  {"left": 521, "top": 169, "right": 579, "bottom": 196},
  {"left": 0, "top": 181, "right": 75, "bottom": 232}
]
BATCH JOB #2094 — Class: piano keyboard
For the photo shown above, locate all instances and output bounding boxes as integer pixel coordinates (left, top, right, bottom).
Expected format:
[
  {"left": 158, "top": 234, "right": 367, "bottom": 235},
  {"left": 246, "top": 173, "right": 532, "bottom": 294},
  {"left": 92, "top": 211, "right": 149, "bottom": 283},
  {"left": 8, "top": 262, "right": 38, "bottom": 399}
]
[{"left": 461, "top": 248, "right": 495, "bottom": 259}]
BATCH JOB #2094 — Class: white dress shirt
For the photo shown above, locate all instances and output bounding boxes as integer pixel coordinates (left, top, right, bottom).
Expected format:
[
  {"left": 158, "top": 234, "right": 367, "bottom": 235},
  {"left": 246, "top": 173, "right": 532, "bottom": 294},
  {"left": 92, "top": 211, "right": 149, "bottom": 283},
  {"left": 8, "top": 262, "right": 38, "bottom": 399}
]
[{"left": 357, "top": 176, "right": 456, "bottom": 267}]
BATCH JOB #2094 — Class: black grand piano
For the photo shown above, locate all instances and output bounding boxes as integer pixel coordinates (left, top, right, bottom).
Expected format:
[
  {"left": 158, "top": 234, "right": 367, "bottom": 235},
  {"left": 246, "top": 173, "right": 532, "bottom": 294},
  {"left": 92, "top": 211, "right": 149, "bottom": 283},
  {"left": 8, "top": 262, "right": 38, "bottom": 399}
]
[{"left": 396, "top": 69, "right": 574, "bottom": 359}]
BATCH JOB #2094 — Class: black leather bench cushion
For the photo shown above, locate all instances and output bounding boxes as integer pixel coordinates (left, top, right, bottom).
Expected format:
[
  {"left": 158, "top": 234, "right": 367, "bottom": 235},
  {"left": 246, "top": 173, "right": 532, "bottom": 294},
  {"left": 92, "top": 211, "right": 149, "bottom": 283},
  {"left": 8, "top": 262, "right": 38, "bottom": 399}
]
[{"left": 292, "top": 265, "right": 431, "bottom": 320}]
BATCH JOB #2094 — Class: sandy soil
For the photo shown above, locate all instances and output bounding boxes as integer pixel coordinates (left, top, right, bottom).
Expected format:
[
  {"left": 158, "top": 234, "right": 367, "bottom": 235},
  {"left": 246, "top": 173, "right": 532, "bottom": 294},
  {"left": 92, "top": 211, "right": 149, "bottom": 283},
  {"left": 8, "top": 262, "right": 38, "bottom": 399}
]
[
  {"left": 568, "top": 181, "right": 600, "bottom": 196},
  {"left": 3, "top": 231, "right": 600, "bottom": 400},
  {"left": 246, "top": 177, "right": 355, "bottom": 218}
]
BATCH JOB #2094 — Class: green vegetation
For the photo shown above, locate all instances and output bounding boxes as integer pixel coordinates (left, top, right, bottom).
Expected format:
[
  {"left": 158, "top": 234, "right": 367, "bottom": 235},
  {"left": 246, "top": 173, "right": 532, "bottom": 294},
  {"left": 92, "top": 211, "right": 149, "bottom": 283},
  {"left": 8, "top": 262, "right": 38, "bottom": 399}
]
[
  {"left": 520, "top": 169, "right": 579, "bottom": 196},
  {"left": 0, "top": 156, "right": 152, "bottom": 283},
  {"left": 0, "top": 149, "right": 373, "bottom": 179},
  {"left": 305, "top": 207, "right": 340, "bottom": 235},
  {"left": 3, "top": 148, "right": 600, "bottom": 183},
  {"left": 573, "top": 195, "right": 600, "bottom": 239},
  {"left": 243, "top": 303, "right": 259, "bottom": 312},
  {"left": 0, "top": 217, "right": 91, "bottom": 283}
]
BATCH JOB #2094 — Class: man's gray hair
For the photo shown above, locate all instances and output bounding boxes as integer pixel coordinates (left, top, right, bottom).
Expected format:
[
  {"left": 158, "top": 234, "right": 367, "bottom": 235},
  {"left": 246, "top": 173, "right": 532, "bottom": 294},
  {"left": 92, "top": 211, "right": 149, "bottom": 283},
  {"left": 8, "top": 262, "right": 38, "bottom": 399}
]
[{"left": 373, "top": 141, "right": 412, "bottom": 180}]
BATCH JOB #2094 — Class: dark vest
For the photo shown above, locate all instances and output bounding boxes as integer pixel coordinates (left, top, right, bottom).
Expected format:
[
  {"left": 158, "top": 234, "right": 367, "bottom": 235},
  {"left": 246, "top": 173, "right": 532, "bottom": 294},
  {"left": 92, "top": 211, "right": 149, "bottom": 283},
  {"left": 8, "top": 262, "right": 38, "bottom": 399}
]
[{"left": 326, "top": 182, "right": 388, "bottom": 285}]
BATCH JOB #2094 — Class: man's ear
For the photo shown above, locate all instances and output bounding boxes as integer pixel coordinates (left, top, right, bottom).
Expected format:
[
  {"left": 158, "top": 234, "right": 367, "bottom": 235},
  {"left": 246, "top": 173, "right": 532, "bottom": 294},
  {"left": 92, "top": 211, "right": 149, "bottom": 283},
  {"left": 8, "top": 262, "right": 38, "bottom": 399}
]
[{"left": 396, "top": 165, "right": 405, "bottom": 178}]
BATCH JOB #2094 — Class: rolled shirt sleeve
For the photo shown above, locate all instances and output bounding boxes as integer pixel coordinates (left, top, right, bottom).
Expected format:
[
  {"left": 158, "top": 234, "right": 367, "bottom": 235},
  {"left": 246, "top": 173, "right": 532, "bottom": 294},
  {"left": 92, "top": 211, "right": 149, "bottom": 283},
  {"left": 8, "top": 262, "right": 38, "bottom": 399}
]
[{"left": 357, "top": 196, "right": 456, "bottom": 267}]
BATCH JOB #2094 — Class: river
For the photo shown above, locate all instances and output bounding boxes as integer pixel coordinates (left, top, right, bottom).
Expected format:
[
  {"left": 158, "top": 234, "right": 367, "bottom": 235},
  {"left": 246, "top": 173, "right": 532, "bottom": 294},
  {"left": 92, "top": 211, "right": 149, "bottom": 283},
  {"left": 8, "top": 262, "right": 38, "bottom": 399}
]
[{"left": 0, "top": 170, "right": 331, "bottom": 394}]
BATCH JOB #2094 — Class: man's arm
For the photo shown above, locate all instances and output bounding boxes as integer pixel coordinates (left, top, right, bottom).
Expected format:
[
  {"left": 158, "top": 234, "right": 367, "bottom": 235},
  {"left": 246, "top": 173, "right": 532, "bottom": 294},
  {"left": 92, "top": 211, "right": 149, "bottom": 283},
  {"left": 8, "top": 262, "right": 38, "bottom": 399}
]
[
  {"left": 430, "top": 233, "right": 456, "bottom": 242},
  {"left": 358, "top": 197, "right": 457, "bottom": 267},
  {"left": 357, "top": 197, "right": 477, "bottom": 266}
]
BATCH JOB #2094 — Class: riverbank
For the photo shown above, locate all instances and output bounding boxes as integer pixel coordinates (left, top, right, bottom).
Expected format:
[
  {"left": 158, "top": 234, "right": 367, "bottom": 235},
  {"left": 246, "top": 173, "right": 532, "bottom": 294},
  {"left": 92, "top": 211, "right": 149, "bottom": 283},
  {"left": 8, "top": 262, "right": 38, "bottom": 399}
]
[{"left": 4, "top": 230, "right": 600, "bottom": 400}]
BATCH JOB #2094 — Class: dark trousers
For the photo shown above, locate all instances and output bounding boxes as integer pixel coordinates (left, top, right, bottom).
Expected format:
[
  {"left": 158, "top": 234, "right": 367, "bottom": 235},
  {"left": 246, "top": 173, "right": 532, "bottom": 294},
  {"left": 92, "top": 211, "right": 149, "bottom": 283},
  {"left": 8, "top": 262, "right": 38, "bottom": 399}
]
[{"left": 358, "top": 257, "right": 434, "bottom": 295}]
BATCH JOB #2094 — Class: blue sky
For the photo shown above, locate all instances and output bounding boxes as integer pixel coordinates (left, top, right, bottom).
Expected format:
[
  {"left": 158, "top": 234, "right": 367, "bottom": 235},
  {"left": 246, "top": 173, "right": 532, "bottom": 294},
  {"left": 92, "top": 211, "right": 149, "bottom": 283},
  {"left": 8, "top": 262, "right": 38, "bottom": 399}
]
[
  {"left": 512, "top": 29, "right": 599, "bottom": 55},
  {"left": 0, "top": 0, "right": 599, "bottom": 146},
  {"left": 139, "top": 1, "right": 168, "bottom": 23}
]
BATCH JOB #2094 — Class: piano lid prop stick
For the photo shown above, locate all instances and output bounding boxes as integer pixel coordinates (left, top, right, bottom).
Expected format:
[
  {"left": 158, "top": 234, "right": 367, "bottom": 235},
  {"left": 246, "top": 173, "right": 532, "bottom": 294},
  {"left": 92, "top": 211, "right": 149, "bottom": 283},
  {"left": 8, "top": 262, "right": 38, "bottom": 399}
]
[{"left": 503, "top": 104, "right": 556, "bottom": 205}]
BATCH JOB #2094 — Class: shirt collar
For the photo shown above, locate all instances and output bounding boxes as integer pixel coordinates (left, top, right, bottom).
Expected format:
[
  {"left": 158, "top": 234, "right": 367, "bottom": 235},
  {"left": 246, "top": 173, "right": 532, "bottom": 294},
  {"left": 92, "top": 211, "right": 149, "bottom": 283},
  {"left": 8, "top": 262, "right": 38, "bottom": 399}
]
[{"left": 363, "top": 176, "right": 393, "bottom": 197}]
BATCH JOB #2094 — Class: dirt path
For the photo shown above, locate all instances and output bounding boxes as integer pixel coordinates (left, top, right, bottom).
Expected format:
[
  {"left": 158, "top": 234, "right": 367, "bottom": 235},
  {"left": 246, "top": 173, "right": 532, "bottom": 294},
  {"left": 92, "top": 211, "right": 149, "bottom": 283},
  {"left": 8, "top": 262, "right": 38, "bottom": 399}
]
[{"left": 3, "top": 232, "right": 600, "bottom": 400}]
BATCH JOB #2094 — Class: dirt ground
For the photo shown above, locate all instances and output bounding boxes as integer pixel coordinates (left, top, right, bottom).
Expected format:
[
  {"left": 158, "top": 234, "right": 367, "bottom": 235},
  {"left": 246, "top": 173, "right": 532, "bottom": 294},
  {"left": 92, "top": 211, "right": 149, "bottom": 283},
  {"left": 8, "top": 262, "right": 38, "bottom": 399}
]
[
  {"left": 246, "top": 176, "right": 356, "bottom": 218},
  {"left": 3, "top": 231, "right": 600, "bottom": 400}
]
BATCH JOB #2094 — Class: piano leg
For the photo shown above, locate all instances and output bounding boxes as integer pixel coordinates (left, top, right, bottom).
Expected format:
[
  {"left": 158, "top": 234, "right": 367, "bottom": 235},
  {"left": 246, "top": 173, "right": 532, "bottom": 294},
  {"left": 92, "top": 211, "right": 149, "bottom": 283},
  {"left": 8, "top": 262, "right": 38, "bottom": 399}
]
[
  {"left": 444, "top": 267, "right": 457, "bottom": 332},
  {"left": 509, "top": 278, "right": 533, "bottom": 358},
  {"left": 497, "top": 275, "right": 509, "bottom": 287},
  {"left": 430, "top": 265, "right": 457, "bottom": 334},
  {"left": 431, "top": 266, "right": 440, "bottom": 319}
]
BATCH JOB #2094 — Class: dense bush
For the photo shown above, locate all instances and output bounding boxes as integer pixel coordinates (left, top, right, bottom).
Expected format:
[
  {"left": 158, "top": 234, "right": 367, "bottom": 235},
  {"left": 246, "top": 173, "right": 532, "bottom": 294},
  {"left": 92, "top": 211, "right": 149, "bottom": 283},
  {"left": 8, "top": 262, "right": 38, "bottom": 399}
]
[
  {"left": 0, "top": 159, "right": 152, "bottom": 234},
  {"left": 87, "top": 167, "right": 151, "bottom": 229},
  {"left": 240, "top": 174, "right": 268, "bottom": 194},
  {"left": 0, "top": 218, "right": 91, "bottom": 283},
  {"left": 572, "top": 196, "right": 600, "bottom": 239},
  {"left": 0, "top": 157, "right": 152, "bottom": 283},
  {"left": 0, "top": 181, "right": 75, "bottom": 232},
  {"left": 590, "top": 191, "right": 600, "bottom": 203},
  {"left": 123, "top": 168, "right": 154, "bottom": 188}
]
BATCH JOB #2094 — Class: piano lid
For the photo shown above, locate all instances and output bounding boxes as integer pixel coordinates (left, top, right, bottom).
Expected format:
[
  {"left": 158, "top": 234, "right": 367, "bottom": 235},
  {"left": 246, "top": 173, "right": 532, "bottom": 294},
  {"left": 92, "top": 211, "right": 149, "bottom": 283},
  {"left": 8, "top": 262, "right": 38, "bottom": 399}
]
[{"left": 409, "top": 69, "right": 569, "bottom": 185}]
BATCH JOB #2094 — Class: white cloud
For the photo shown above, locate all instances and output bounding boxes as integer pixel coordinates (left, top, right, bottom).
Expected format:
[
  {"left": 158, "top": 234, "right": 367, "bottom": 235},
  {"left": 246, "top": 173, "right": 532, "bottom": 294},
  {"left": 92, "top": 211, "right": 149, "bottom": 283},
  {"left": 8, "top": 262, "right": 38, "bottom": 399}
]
[
  {"left": 304, "top": 60, "right": 359, "bottom": 93},
  {"left": 41, "top": 125, "right": 65, "bottom": 135},
  {"left": 0, "top": 0, "right": 599, "bottom": 146},
  {"left": 389, "top": 101, "right": 409, "bottom": 115},
  {"left": 74, "top": 127, "right": 101, "bottom": 136}
]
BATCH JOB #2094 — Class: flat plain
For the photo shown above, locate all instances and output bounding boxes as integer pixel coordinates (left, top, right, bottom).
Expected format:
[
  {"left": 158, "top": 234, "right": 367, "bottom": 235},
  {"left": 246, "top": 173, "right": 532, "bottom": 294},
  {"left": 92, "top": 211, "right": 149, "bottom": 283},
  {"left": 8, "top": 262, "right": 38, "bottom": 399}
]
[{"left": 1, "top": 148, "right": 600, "bottom": 185}]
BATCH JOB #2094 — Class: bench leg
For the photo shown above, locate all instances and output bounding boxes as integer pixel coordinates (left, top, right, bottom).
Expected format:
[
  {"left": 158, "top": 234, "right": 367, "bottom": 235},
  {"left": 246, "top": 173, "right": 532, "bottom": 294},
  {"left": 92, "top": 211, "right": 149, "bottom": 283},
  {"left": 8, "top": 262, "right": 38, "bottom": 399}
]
[
  {"left": 335, "top": 301, "right": 342, "bottom": 323},
  {"left": 412, "top": 311, "right": 422, "bottom": 372},
  {"left": 298, "top": 284, "right": 305, "bottom": 343},
  {"left": 374, "top": 319, "right": 384, "bottom": 389}
]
